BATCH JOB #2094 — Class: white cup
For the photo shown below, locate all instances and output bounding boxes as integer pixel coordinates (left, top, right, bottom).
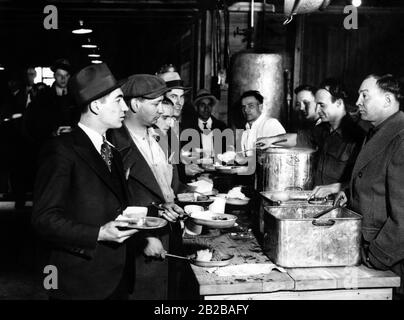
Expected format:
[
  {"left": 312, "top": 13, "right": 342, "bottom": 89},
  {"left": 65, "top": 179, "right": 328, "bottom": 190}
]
[
  {"left": 209, "top": 196, "right": 226, "bottom": 213},
  {"left": 184, "top": 219, "right": 203, "bottom": 236}
]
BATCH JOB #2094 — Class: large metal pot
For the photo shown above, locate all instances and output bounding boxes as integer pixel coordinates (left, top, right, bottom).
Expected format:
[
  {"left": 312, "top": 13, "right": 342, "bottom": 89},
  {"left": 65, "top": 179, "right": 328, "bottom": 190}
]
[{"left": 256, "top": 147, "right": 316, "bottom": 192}]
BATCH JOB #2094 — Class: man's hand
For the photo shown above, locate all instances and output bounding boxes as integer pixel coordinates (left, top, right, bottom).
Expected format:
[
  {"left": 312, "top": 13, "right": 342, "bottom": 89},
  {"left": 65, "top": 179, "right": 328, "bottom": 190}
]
[
  {"left": 334, "top": 191, "right": 348, "bottom": 206},
  {"left": 185, "top": 163, "right": 204, "bottom": 176},
  {"left": 159, "top": 202, "right": 185, "bottom": 222},
  {"left": 256, "top": 136, "right": 281, "bottom": 150},
  {"left": 53, "top": 126, "right": 72, "bottom": 136},
  {"left": 310, "top": 183, "right": 342, "bottom": 199},
  {"left": 217, "top": 151, "right": 236, "bottom": 163},
  {"left": 144, "top": 237, "right": 166, "bottom": 258},
  {"left": 97, "top": 221, "right": 138, "bottom": 243}
]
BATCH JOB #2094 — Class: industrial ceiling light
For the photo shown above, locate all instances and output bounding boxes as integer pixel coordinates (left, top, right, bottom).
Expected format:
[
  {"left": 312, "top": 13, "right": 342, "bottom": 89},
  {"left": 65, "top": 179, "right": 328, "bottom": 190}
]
[
  {"left": 72, "top": 20, "right": 93, "bottom": 35},
  {"left": 91, "top": 60, "right": 103, "bottom": 64},
  {"left": 88, "top": 50, "right": 101, "bottom": 58},
  {"left": 352, "top": 0, "right": 361, "bottom": 7},
  {"left": 82, "top": 38, "right": 97, "bottom": 49},
  {"left": 0, "top": 65, "right": 5, "bottom": 71},
  {"left": 284, "top": 0, "right": 332, "bottom": 24}
]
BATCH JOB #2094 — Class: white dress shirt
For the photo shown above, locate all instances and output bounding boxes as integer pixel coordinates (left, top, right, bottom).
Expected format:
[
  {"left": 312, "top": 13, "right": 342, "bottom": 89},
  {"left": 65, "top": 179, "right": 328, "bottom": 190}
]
[
  {"left": 78, "top": 122, "right": 105, "bottom": 154},
  {"left": 241, "top": 114, "right": 286, "bottom": 156},
  {"left": 198, "top": 117, "right": 214, "bottom": 157},
  {"left": 127, "top": 126, "right": 175, "bottom": 203}
]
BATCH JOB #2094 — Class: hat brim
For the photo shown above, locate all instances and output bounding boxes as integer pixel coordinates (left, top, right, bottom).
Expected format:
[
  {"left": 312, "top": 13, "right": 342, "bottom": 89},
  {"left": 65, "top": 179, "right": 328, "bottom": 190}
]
[
  {"left": 194, "top": 95, "right": 217, "bottom": 107},
  {"left": 79, "top": 78, "right": 127, "bottom": 106},
  {"left": 126, "top": 86, "right": 171, "bottom": 100},
  {"left": 142, "top": 86, "right": 171, "bottom": 99},
  {"left": 51, "top": 65, "right": 72, "bottom": 74},
  {"left": 166, "top": 85, "right": 192, "bottom": 92}
]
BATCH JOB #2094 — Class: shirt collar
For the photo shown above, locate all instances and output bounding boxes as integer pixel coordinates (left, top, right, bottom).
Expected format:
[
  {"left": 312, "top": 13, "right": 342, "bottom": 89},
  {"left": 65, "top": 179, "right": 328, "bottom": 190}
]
[
  {"left": 198, "top": 117, "right": 212, "bottom": 129},
  {"left": 78, "top": 122, "right": 114, "bottom": 154},
  {"left": 55, "top": 86, "right": 67, "bottom": 96},
  {"left": 372, "top": 111, "right": 400, "bottom": 133}
]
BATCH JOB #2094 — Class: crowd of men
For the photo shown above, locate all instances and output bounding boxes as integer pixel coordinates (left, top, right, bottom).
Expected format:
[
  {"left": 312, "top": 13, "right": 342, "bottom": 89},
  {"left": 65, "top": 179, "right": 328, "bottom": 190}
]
[{"left": 0, "top": 59, "right": 403, "bottom": 300}]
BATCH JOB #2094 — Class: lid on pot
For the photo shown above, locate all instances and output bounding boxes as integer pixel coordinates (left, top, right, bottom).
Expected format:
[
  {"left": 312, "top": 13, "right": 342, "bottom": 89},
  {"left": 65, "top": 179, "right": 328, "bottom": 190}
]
[{"left": 261, "top": 147, "right": 317, "bottom": 154}]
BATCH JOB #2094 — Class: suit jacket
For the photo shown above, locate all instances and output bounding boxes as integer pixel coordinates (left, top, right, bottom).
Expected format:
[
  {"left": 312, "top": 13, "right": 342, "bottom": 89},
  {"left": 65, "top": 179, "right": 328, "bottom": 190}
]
[
  {"left": 349, "top": 111, "right": 404, "bottom": 288},
  {"left": 108, "top": 124, "right": 182, "bottom": 299},
  {"left": 32, "top": 127, "right": 130, "bottom": 299},
  {"left": 181, "top": 116, "right": 230, "bottom": 162},
  {"left": 108, "top": 124, "right": 181, "bottom": 209}
]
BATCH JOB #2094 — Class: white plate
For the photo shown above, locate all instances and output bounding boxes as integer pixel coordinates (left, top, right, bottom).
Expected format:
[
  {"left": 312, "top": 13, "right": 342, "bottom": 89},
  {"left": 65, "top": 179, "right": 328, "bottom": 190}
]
[{"left": 226, "top": 197, "right": 250, "bottom": 206}]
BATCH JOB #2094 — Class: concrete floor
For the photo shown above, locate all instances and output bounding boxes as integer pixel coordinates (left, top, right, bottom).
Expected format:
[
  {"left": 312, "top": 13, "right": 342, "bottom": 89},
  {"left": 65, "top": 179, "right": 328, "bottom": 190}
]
[
  {"left": 0, "top": 201, "right": 199, "bottom": 300},
  {"left": 0, "top": 202, "right": 48, "bottom": 300}
]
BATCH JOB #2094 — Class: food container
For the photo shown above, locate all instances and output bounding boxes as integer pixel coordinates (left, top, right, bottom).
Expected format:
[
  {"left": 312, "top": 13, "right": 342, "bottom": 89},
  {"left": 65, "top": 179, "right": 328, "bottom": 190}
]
[
  {"left": 257, "top": 190, "right": 334, "bottom": 235},
  {"left": 256, "top": 147, "right": 316, "bottom": 192},
  {"left": 263, "top": 205, "right": 362, "bottom": 267}
]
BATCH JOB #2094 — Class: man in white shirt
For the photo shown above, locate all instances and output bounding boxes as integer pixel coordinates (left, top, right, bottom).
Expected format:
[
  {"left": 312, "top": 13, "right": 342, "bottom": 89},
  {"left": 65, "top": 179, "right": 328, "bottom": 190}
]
[{"left": 240, "top": 90, "right": 286, "bottom": 157}]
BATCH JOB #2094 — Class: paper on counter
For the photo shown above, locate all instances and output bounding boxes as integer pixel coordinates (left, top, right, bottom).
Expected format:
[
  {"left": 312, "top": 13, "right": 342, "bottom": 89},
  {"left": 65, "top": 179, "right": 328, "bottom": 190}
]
[{"left": 207, "top": 263, "right": 287, "bottom": 277}]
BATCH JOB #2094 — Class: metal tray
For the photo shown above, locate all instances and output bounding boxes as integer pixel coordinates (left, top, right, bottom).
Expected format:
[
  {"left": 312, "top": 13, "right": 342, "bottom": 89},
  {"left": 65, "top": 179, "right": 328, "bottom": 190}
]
[{"left": 263, "top": 205, "right": 362, "bottom": 268}]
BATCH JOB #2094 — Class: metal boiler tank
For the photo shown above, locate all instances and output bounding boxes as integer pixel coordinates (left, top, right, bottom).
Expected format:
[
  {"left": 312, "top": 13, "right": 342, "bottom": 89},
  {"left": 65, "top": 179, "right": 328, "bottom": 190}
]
[{"left": 228, "top": 53, "right": 285, "bottom": 127}]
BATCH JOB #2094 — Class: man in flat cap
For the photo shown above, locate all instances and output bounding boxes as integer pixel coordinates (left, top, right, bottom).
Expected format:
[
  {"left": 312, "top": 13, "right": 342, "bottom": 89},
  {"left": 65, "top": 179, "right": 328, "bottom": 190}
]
[
  {"left": 32, "top": 64, "right": 163, "bottom": 300},
  {"left": 25, "top": 58, "right": 80, "bottom": 148},
  {"left": 109, "top": 74, "right": 185, "bottom": 299},
  {"left": 158, "top": 69, "right": 203, "bottom": 179}
]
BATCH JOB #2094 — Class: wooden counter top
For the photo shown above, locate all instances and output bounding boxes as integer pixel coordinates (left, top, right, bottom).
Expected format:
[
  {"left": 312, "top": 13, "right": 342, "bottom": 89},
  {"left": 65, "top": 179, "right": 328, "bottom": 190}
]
[{"left": 184, "top": 230, "right": 400, "bottom": 299}]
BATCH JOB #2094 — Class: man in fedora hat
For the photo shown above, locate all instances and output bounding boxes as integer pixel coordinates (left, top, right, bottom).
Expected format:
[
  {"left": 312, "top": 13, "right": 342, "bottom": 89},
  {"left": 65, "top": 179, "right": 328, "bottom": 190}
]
[
  {"left": 25, "top": 58, "right": 79, "bottom": 147},
  {"left": 32, "top": 64, "right": 163, "bottom": 300},
  {"left": 109, "top": 74, "right": 186, "bottom": 299},
  {"left": 183, "top": 89, "right": 228, "bottom": 160}
]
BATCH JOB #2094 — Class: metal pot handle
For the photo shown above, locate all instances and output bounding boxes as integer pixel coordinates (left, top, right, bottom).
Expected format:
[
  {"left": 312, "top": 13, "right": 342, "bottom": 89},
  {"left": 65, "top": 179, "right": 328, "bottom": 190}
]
[
  {"left": 308, "top": 197, "right": 327, "bottom": 205},
  {"left": 312, "top": 219, "right": 335, "bottom": 227},
  {"left": 284, "top": 186, "right": 303, "bottom": 191}
]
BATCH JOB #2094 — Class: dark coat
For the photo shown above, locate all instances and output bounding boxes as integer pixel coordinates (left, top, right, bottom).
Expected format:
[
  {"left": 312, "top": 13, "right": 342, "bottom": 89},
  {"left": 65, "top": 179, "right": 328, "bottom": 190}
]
[
  {"left": 349, "top": 111, "right": 404, "bottom": 293},
  {"left": 108, "top": 124, "right": 183, "bottom": 299},
  {"left": 297, "top": 115, "right": 365, "bottom": 186},
  {"left": 108, "top": 124, "right": 182, "bottom": 208},
  {"left": 182, "top": 115, "right": 229, "bottom": 152},
  {"left": 32, "top": 127, "right": 131, "bottom": 299},
  {"left": 25, "top": 85, "right": 80, "bottom": 146}
]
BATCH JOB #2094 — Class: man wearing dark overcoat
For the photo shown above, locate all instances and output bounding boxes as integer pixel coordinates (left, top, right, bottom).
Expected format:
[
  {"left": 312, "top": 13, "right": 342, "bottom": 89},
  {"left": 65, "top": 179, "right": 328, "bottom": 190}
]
[
  {"left": 32, "top": 63, "right": 163, "bottom": 300},
  {"left": 338, "top": 74, "right": 404, "bottom": 299}
]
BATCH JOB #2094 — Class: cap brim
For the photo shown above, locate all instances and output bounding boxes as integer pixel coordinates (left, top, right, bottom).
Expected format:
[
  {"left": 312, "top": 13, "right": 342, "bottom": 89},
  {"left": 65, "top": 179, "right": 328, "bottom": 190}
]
[
  {"left": 79, "top": 77, "right": 127, "bottom": 106},
  {"left": 133, "top": 86, "right": 171, "bottom": 99},
  {"left": 167, "top": 85, "right": 191, "bottom": 92}
]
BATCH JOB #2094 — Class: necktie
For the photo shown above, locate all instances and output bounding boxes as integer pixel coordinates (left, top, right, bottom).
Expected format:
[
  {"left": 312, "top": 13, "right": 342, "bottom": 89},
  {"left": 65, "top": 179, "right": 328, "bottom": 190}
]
[
  {"left": 101, "top": 137, "right": 113, "bottom": 171},
  {"left": 203, "top": 122, "right": 208, "bottom": 129}
]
